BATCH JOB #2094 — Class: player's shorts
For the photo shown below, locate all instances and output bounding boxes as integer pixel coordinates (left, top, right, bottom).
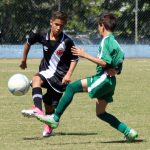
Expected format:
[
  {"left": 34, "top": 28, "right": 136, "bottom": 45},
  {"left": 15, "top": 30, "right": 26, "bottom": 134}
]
[
  {"left": 38, "top": 74, "right": 63, "bottom": 108},
  {"left": 42, "top": 87, "right": 63, "bottom": 108},
  {"left": 39, "top": 70, "right": 67, "bottom": 93},
  {"left": 87, "top": 72, "right": 116, "bottom": 103}
]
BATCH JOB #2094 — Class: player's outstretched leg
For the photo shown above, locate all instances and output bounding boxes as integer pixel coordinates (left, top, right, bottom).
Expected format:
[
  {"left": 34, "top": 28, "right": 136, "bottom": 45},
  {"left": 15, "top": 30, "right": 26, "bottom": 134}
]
[
  {"left": 97, "top": 112, "right": 138, "bottom": 142},
  {"left": 36, "top": 80, "right": 83, "bottom": 128},
  {"left": 22, "top": 86, "right": 44, "bottom": 118}
]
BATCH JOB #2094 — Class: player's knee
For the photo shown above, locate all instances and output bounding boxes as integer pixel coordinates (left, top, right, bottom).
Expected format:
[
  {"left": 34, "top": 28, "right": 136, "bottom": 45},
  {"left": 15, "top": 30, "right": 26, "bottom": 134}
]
[
  {"left": 66, "top": 80, "right": 82, "bottom": 94},
  {"left": 96, "top": 112, "right": 106, "bottom": 121},
  {"left": 66, "top": 83, "right": 74, "bottom": 93},
  {"left": 32, "top": 75, "right": 42, "bottom": 85}
]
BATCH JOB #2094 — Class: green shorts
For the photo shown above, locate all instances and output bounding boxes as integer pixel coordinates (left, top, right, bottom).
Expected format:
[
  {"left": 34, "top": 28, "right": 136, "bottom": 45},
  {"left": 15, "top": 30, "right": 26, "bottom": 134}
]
[{"left": 87, "top": 72, "right": 116, "bottom": 103}]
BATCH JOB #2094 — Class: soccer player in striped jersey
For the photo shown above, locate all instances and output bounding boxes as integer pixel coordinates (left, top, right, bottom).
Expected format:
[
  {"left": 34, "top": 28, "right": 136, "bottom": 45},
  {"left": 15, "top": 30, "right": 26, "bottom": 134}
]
[
  {"left": 36, "top": 11, "right": 138, "bottom": 142},
  {"left": 19, "top": 11, "right": 79, "bottom": 137}
]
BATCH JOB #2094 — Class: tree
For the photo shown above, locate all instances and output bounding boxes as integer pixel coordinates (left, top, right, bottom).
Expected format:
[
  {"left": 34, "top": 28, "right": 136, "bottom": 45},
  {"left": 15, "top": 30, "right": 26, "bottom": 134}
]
[
  {"left": 0, "top": 0, "right": 149, "bottom": 44},
  {"left": 101, "top": 0, "right": 150, "bottom": 43}
]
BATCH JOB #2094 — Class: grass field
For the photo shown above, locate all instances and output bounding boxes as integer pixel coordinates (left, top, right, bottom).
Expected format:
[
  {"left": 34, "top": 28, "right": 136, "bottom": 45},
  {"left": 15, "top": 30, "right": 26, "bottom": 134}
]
[{"left": 0, "top": 58, "right": 150, "bottom": 150}]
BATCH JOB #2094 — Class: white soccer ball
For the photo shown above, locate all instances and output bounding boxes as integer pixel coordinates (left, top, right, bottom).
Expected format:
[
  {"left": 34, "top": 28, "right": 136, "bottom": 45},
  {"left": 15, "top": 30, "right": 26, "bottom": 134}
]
[{"left": 8, "top": 73, "right": 30, "bottom": 96}]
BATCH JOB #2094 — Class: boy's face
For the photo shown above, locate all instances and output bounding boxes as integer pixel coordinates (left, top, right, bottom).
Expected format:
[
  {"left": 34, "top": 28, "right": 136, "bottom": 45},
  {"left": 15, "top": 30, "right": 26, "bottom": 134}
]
[{"left": 50, "top": 19, "right": 66, "bottom": 37}]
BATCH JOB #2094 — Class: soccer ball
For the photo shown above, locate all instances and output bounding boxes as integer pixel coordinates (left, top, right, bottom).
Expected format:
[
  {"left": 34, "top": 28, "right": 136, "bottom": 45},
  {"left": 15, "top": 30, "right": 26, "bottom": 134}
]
[{"left": 8, "top": 73, "right": 30, "bottom": 96}]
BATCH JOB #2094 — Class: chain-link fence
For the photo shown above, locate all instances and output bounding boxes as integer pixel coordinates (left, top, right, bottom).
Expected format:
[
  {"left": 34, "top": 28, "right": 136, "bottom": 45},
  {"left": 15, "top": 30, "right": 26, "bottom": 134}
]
[{"left": 0, "top": 0, "right": 150, "bottom": 45}]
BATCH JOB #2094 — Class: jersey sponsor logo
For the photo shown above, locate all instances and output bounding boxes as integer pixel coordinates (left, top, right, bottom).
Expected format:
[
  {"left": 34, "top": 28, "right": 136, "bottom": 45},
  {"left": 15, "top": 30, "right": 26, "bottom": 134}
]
[{"left": 56, "top": 49, "right": 64, "bottom": 56}]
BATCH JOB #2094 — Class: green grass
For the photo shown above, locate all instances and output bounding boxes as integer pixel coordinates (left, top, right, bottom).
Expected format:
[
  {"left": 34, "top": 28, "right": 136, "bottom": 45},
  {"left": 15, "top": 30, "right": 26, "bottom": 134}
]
[{"left": 0, "top": 58, "right": 150, "bottom": 150}]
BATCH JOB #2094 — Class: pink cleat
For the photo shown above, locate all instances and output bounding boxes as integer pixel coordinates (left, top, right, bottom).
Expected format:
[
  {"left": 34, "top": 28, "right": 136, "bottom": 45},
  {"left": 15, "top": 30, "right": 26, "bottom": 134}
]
[
  {"left": 43, "top": 124, "right": 53, "bottom": 137},
  {"left": 21, "top": 106, "right": 44, "bottom": 118}
]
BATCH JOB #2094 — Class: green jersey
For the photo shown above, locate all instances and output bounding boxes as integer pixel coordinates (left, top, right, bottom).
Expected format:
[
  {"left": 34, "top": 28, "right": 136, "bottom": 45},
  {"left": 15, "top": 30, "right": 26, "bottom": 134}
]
[
  {"left": 87, "top": 33, "right": 124, "bottom": 102},
  {"left": 96, "top": 33, "right": 125, "bottom": 75}
]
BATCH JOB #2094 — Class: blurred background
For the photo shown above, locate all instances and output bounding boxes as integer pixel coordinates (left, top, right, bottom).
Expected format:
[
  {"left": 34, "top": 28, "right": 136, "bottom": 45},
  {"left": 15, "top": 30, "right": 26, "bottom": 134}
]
[{"left": 0, "top": 0, "right": 150, "bottom": 58}]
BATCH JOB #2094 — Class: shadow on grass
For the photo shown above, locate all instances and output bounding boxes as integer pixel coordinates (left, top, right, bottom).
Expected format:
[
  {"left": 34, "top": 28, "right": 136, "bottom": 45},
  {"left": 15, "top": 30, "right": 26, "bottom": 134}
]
[
  {"left": 23, "top": 137, "right": 43, "bottom": 140},
  {"left": 45, "top": 139, "right": 145, "bottom": 146},
  {"left": 55, "top": 132, "right": 97, "bottom": 136},
  {"left": 23, "top": 136, "right": 145, "bottom": 146},
  {"left": 23, "top": 132, "right": 97, "bottom": 140},
  {"left": 101, "top": 139, "right": 144, "bottom": 143},
  {"left": 23, "top": 132, "right": 144, "bottom": 145}
]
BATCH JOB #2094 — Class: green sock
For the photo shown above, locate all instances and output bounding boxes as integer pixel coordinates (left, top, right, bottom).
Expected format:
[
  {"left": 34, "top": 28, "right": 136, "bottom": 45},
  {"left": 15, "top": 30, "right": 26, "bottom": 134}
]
[
  {"left": 118, "top": 123, "right": 131, "bottom": 135},
  {"left": 54, "top": 80, "right": 83, "bottom": 122},
  {"left": 97, "top": 112, "right": 130, "bottom": 135}
]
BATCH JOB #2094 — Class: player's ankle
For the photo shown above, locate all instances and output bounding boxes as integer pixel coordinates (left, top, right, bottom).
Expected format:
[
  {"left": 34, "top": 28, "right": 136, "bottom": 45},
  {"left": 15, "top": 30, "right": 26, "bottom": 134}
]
[{"left": 53, "top": 114, "right": 59, "bottom": 122}]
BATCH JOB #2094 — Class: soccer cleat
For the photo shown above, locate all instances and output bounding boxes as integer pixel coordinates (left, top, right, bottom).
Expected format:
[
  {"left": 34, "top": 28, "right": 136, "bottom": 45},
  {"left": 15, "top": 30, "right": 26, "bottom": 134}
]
[
  {"left": 36, "top": 114, "right": 59, "bottom": 129},
  {"left": 21, "top": 106, "right": 44, "bottom": 118},
  {"left": 125, "top": 129, "right": 138, "bottom": 142},
  {"left": 43, "top": 124, "right": 53, "bottom": 137}
]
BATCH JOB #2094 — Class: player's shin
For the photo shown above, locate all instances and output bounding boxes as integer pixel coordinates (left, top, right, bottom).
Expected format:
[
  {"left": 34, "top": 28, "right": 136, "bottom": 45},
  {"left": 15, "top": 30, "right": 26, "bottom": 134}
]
[
  {"left": 32, "top": 87, "right": 43, "bottom": 110},
  {"left": 54, "top": 80, "right": 83, "bottom": 121},
  {"left": 97, "top": 112, "right": 130, "bottom": 134}
]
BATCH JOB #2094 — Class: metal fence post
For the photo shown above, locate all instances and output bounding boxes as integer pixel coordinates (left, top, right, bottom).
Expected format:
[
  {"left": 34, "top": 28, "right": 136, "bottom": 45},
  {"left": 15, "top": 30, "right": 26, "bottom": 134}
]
[
  {"left": 135, "top": 0, "right": 138, "bottom": 44},
  {"left": 58, "top": 0, "right": 61, "bottom": 11}
]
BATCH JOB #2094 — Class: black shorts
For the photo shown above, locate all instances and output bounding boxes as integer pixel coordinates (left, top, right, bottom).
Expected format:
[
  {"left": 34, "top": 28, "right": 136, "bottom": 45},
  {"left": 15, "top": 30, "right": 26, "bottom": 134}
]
[
  {"left": 38, "top": 74, "right": 63, "bottom": 108},
  {"left": 42, "top": 86, "right": 63, "bottom": 108}
]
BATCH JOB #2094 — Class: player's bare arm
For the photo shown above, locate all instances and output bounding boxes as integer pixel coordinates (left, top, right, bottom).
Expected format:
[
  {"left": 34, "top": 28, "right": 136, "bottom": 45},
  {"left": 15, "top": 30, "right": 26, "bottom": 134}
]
[
  {"left": 62, "top": 60, "right": 78, "bottom": 84},
  {"left": 71, "top": 46, "right": 118, "bottom": 77},
  {"left": 71, "top": 46, "right": 106, "bottom": 67},
  {"left": 19, "top": 43, "right": 30, "bottom": 69}
]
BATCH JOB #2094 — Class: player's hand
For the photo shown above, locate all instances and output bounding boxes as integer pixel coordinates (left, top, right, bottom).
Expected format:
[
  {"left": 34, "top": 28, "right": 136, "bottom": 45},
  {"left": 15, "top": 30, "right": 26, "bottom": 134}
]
[
  {"left": 19, "top": 61, "right": 27, "bottom": 70},
  {"left": 71, "top": 46, "right": 86, "bottom": 57},
  {"left": 62, "top": 74, "right": 71, "bottom": 85},
  {"left": 106, "top": 68, "right": 118, "bottom": 77}
]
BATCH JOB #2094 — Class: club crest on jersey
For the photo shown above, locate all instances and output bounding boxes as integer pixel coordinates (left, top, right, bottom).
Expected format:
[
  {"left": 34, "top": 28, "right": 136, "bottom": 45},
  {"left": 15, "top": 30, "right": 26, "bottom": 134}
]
[{"left": 56, "top": 49, "right": 64, "bottom": 56}]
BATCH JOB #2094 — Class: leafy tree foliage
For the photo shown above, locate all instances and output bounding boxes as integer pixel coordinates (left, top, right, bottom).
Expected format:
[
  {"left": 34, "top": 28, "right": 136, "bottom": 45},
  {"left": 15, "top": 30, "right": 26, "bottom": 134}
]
[{"left": 0, "top": 0, "right": 149, "bottom": 44}]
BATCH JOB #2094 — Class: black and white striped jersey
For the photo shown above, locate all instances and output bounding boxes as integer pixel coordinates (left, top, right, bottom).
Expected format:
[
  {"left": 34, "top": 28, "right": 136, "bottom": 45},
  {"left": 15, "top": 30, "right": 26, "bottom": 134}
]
[{"left": 27, "top": 30, "right": 79, "bottom": 93}]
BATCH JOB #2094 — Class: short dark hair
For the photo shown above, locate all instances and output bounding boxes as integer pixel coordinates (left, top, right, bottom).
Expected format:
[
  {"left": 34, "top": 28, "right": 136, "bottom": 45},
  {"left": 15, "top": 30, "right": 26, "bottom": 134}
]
[
  {"left": 98, "top": 11, "right": 117, "bottom": 32},
  {"left": 51, "top": 11, "right": 68, "bottom": 24}
]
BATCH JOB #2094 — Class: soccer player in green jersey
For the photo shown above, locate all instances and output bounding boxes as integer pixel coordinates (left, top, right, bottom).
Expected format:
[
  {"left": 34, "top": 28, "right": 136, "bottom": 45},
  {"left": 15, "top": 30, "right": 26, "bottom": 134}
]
[{"left": 36, "top": 11, "right": 138, "bottom": 142}]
